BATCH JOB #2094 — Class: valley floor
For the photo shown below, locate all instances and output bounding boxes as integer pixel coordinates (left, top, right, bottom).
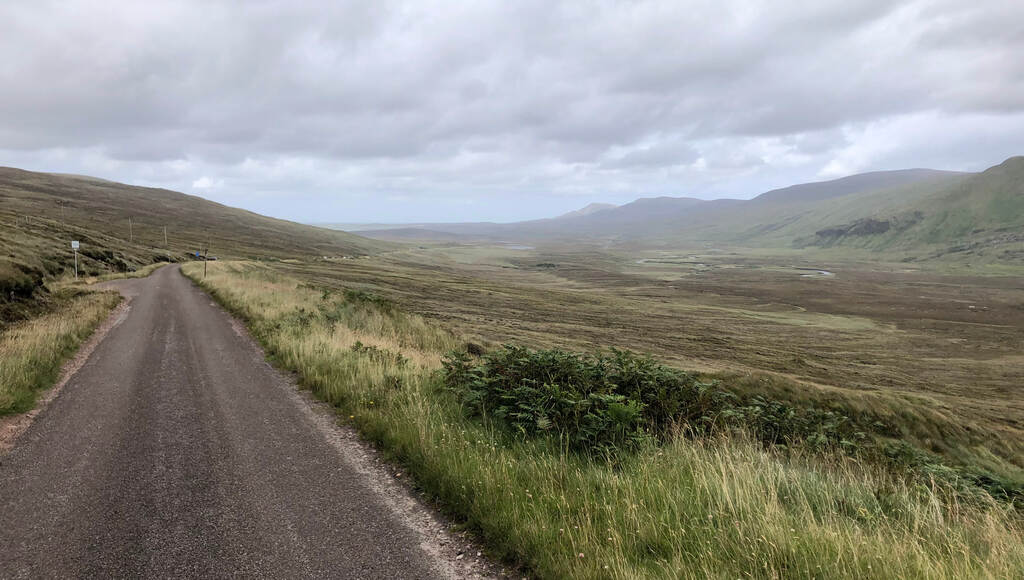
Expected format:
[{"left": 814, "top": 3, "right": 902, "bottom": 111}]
[
  {"left": 276, "top": 244, "right": 1024, "bottom": 476},
  {"left": 186, "top": 252, "right": 1024, "bottom": 578}
]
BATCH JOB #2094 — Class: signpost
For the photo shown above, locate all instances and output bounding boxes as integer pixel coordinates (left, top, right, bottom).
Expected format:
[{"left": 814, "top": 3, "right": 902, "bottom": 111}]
[{"left": 71, "top": 240, "right": 80, "bottom": 279}]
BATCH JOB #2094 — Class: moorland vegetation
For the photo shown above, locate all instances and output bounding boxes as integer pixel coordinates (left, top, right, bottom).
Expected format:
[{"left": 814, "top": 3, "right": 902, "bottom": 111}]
[{"left": 185, "top": 261, "right": 1024, "bottom": 578}]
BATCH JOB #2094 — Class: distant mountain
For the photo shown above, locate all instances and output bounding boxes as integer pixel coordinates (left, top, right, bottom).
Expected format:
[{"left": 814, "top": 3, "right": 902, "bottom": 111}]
[
  {"left": 350, "top": 165, "right": 973, "bottom": 249},
  {"left": 562, "top": 169, "right": 969, "bottom": 243},
  {"left": 326, "top": 157, "right": 1022, "bottom": 263},
  {"left": 317, "top": 222, "right": 436, "bottom": 232},
  {"left": 753, "top": 169, "right": 964, "bottom": 204},
  {"left": 355, "top": 227, "right": 478, "bottom": 242},
  {"left": 555, "top": 202, "right": 617, "bottom": 219}
]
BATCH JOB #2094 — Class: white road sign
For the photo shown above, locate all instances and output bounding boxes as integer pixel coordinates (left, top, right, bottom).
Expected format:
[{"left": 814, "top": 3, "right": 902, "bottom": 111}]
[{"left": 71, "top": 241, "right": 80, "bottom": 249}]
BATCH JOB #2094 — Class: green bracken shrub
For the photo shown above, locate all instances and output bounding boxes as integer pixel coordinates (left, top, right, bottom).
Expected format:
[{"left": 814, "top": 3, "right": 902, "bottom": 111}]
[
  {"left": 443, "top": 345, "right": 1024, "bottom": 505},
  {"left": 443, "top": 347, "right": 650, "bottom": 451},
  {"left": 443, "top": 346, "right": 873, "bottom": 453},
  {"left": 342, "top": 288, "right": 396, "bottom": 314},
  {"left": 0, "top": 260, "right": 45, "bottom": 300}
]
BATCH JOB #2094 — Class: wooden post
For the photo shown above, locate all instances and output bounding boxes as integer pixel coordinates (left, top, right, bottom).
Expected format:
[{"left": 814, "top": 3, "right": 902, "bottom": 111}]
[{"left": 71, "top": 240, "right": 79, "bottom": 279}]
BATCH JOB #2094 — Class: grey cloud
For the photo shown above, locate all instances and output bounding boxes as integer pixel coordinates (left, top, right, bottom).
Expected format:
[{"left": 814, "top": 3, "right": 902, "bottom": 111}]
[{"left": 0, "top": 0, "right": 1022, "bottom": 223}]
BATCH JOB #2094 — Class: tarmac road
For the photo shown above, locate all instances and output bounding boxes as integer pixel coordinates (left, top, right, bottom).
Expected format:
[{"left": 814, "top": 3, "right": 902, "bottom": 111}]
[{"left": 0, "top": 265, "right": 451, "bottom": 579}]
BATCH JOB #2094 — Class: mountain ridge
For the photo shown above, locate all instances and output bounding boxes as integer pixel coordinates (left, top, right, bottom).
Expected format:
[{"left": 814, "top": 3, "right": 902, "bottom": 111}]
[
  {"left": 752, "top": 168, "right": 966, "bottom": 204},
  {"left": 555, "top": 202, "right": 617, "bottom": 219},
  {"left": 349, "top": 164, "right": 980, "bottom": 248},
  {"left": 347, "top": 156, "right": 1023, "bottom": 264}
]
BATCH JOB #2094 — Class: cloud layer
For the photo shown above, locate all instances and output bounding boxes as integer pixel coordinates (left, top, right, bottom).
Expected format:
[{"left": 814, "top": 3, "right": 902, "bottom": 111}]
[{"left": 2, "top": 0, "right": 1023, "bottom": 222}]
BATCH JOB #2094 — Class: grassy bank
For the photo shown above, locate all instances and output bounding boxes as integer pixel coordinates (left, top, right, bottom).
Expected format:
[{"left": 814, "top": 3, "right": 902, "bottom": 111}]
[
  {"left": 269, "top": 247, "right": 1024, "bottom": 479},
  {"left": 184, "top": 261, "right": 1024, "bottom": 578},
  {"left": 0, "top": 288, "right": 121, "bottom": 415},
  {"left": 82, "top": 261, "right": 170, "bottom": 284}
]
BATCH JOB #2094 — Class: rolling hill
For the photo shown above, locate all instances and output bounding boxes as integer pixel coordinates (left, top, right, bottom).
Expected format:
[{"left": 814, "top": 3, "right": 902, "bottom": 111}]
[
  {"left": 554, "top": 202, "right": 618, "bottom": 219},
  {"left": 801, "top": 157, "right": 1024, "bottom": 258},
  {"left": 349, "top": 166, "right": 972, "bottom": 247},
  {"left": 751, "top": 168, "right": 962, "bottom": 203},
  {"left": 349, "top": 158, "right": 1024, "bottom": 263},
  {"left": 0, "top": 167, "right": 391, "bottom": 323}
]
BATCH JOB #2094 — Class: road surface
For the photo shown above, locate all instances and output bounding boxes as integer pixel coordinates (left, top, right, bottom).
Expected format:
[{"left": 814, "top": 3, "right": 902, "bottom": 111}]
[{"left": 0, "top": 265, "right": 460, "bottom": 578}]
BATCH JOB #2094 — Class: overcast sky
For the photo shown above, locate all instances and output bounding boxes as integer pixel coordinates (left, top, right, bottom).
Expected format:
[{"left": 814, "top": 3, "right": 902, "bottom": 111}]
[{"left": 2, "top": 0, "right": 1022, "bottom": 223}]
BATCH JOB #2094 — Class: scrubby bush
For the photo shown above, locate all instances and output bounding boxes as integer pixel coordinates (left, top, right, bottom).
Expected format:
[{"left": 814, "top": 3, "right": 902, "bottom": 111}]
[
  {"left": 81, "top": 247, "right": 115, "bottom": 262},
  {"left": 443, "top": 345, "right": 1024, "bottom": 505},
  {"left": 443, "top": 346, "right": 872, "bottom": 453},
  {"left": 342, "top": 288, "right": 395, "bottom": 314},
  {"left": 0, "top": 261, "right": 44, "bottom": 300},
  {"left": 444, "top": 347, "right": 649, "bottom": 451}
]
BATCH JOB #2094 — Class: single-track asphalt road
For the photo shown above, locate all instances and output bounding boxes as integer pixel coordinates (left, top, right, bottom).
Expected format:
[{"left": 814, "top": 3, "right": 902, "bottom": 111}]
[{"left": 0, "top": 265, "right": 474, "bottom": 579}]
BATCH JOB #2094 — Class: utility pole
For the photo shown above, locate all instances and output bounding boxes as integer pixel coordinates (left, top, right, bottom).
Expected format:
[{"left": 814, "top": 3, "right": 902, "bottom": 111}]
[
  {"left": 164, "top": 226, "right": 168, "bottom": 249},
  {"left": 59, "top": 200, "right": 65, "bottom": 229},
  {"left": 204, "top": 239, "right": 210, "bottom": 278}
]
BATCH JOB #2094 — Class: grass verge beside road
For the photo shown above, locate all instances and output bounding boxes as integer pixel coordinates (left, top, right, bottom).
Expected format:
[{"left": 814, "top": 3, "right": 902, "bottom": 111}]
[
  {"left": 83, "top": 261, "right": 170, "bottom": 283},
  {"left": 1, "top": 259, "right": 169, "bottom": 418},
  {"left": 184, "top": 261, "right": 1024, "bottom": 579},
  {"left": 0, "top": 288, "right": 120, "bottom": 416}
]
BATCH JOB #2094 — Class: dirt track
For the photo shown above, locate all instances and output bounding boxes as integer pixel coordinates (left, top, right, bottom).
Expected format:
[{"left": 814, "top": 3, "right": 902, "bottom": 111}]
[{"left": 0, "top": 265, "right": 483, "bottom": 578}]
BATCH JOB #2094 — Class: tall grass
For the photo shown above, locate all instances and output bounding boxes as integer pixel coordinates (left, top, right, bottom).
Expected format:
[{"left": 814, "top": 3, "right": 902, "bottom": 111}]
[
  {"left": 184, "top": 261, "right": 1024, "bottom": 578},
  {"left": 85, "top": 261, "right": 170, "bottom": 284},
  {"left": 0, "top": 288, "right": 120, "bottom": 415}
]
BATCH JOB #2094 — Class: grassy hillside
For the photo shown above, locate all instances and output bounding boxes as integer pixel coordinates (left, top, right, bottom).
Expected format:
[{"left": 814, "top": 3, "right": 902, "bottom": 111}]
[
  {"left": 753, "top": 168, "right": 963, "bottom": 203},
  {"left": 803, "top": 157, "right": 1024, "bottom": 260},
  {"left": 928, "top": 156, "right": 1024, "bottom": 237},
  {"left": 716, "top": 174, "right": 974, "bottom": 246},
  {"left": 526, "top": 168, "right": 977, "bottom": 250},
  {"left": 0, "top": 166, "right": 390, "bottom": 324}
]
